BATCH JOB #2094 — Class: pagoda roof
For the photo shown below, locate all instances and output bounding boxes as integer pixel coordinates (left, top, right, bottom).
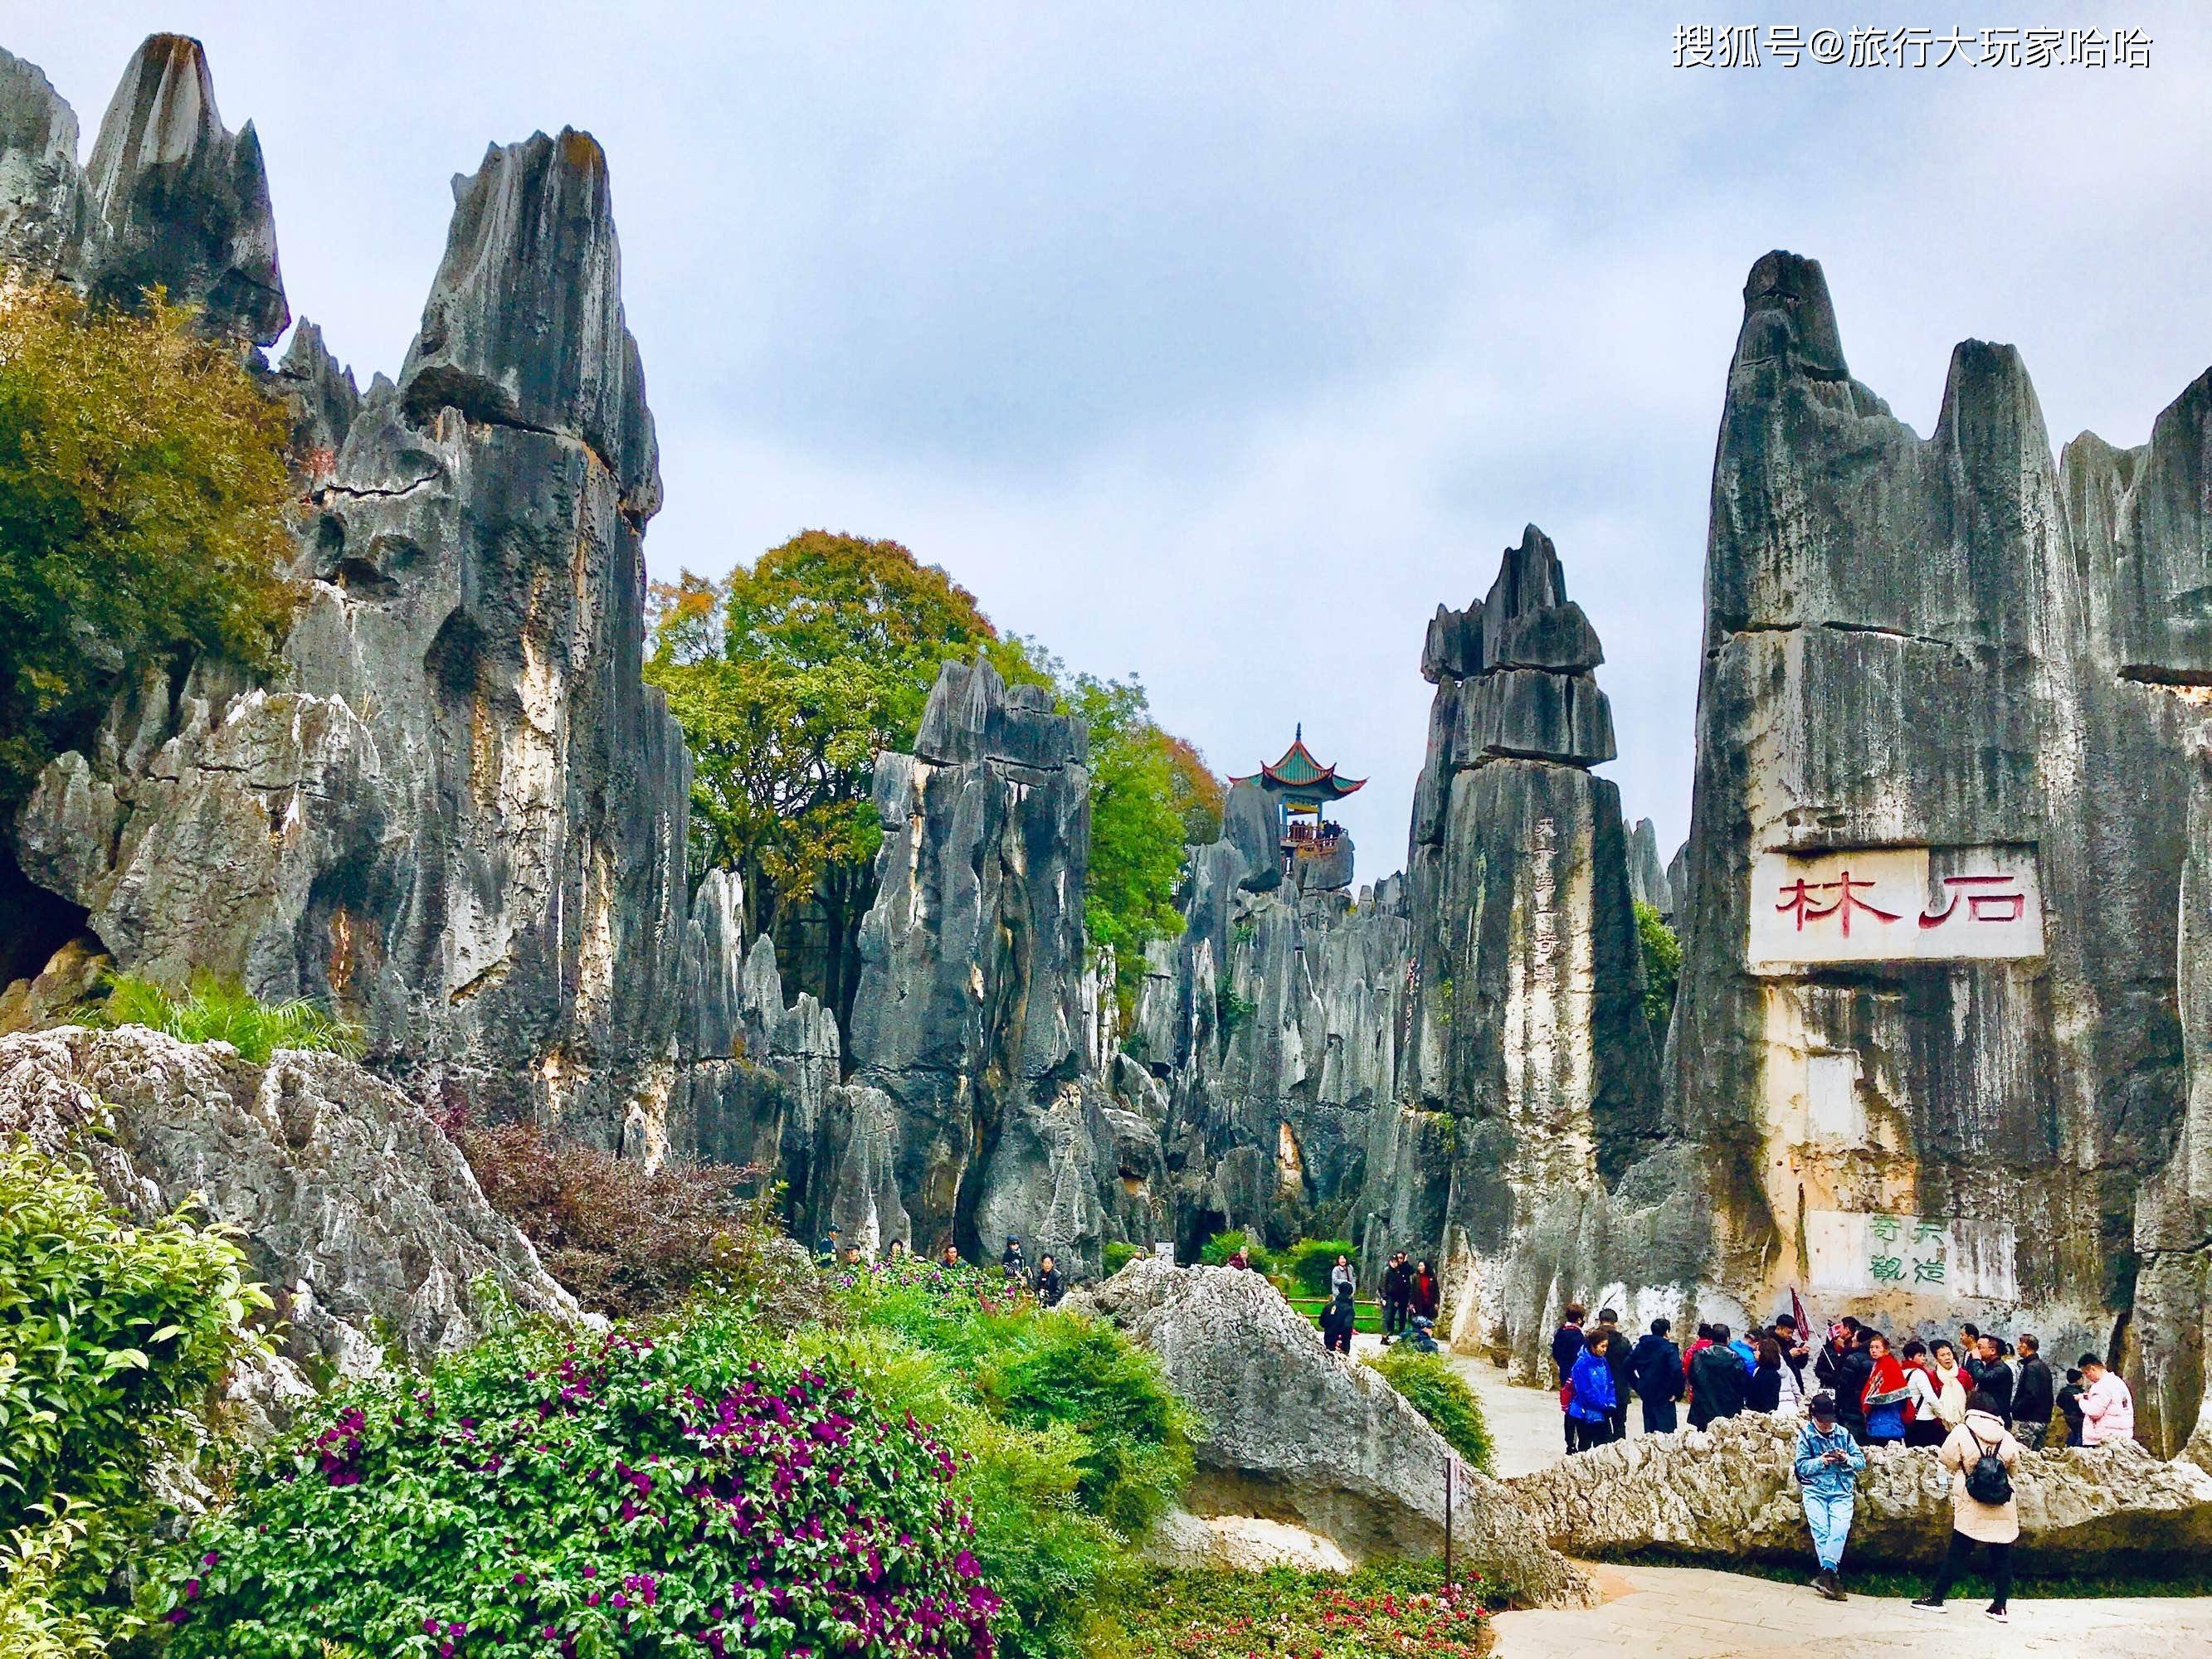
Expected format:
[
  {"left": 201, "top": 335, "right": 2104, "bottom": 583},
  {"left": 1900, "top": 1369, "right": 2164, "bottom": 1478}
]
[{"left": 1231, "top": 727, "right": 1367, "bottom": 800}]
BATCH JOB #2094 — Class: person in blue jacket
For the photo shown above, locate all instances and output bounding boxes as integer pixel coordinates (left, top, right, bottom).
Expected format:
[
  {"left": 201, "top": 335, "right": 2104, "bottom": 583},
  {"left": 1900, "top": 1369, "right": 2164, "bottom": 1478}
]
[
  {"left": 1567, "top": 1329, "right": 1620, "bottom": 1452},
  {"left": 1794, "top": 1390, "right": 1867, "bottom": 1602}
]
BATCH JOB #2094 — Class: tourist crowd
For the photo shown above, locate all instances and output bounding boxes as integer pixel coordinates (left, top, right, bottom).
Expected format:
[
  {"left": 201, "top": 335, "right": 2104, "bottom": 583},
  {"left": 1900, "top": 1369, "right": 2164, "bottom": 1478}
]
[
  {"left": 1548, "top": 1301, "right": 2138, "bottom": 1620},
  {"left": 818, "top": 1228, "right": 1071, "bottom": 1306}
]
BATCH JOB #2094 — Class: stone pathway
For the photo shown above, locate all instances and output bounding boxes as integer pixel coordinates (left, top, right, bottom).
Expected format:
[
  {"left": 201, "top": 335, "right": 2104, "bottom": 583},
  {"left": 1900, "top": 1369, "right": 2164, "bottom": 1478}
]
[
  {"left": 1490, "top": 1561, "right": 2212, "bottom": 1657},
  {"left": 1356, "top": 1345, "right": 2212, "bottom": 1654}
]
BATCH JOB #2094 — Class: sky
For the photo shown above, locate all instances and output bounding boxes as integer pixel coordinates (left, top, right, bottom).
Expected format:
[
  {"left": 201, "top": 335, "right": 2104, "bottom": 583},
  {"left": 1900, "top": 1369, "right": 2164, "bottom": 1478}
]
[{"left": 12, "top": 4, "right": 2212, "bottom": 879}]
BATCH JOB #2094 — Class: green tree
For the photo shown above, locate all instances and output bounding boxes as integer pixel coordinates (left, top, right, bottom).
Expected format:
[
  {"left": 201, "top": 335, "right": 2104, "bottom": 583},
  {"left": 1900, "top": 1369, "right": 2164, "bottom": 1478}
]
[
  {"left": 1635, "top": 900, "right": 1680, "bottom": 1053},
  {"left": 0, "top": 279, "right": 295, "bottom": 805},
  {"left": 1060, "top": 674, "right": 1189, "bottom": 1002},
  {"left": 646, "top": 533, "right": 1027, "bottom": 1037}
]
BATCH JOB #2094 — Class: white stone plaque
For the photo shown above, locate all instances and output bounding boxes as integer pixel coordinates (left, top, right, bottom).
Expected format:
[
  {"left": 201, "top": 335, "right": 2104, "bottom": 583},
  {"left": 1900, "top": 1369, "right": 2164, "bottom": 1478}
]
[
  {"left": 1804, "top": 1210, "right": 2017, "bottom": 1301},
  {"left": 1747, "top": 845, "right": 2042, "bottom": 971}
]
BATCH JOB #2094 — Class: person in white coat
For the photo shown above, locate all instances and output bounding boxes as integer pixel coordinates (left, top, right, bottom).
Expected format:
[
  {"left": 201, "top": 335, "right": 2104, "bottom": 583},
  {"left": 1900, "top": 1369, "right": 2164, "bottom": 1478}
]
[{"left": 1909, "top": 1391, "right": 2024, "bottom": 1623}]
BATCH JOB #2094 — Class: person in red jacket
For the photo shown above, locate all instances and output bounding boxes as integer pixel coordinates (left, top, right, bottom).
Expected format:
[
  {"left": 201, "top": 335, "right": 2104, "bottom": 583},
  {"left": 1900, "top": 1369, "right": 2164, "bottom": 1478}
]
[{"left": 1411, "top": 1260, "right": 1440, "bottom": 1320}]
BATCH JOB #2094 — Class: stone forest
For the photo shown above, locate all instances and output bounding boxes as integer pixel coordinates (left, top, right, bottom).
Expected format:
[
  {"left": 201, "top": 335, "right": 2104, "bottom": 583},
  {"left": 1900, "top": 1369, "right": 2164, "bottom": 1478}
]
[{"left": 4, "top": 28, "right": 2212, "bottom": 1659}]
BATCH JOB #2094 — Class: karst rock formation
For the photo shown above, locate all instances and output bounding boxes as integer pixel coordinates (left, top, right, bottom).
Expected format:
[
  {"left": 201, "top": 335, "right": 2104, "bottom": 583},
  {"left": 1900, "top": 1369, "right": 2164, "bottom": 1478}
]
[{"left": 9, "top": 33, "right": 2212, "bottom": 1476}]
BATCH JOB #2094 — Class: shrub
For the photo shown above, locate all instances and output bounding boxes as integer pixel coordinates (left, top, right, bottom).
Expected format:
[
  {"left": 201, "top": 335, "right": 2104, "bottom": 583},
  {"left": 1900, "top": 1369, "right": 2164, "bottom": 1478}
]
[
  {"left": 155, "top": 1299, "right": 1004, "bottom": 1659},
  {"left": 451, "top": 1117, "right": 807, "bottom": 1323},
  {"left": 91, "top": 972, "right": 363, "bottom": 1064},
  {"left": 825, "top": 1260, "right": 1191, "bottom": 1658},
  {"left": 1213, "top": 977, "right": 1255, "bottom": 1040},
  {"left": 0, "top": 1506, "right": 104, "bottom": 1659},
  {"left": 1101, "top": 1241, "right": 1142, "bottom": 1276},
  {"left": 987, "top": 1323, "right": 1191, "bottom": 1539},
  {"left": 0, "top": 278, "right": 296, "bottom": 806},
  {"left": 1634, "top": 901, "right": 1679, "bottom": 1052},
  {"left": 1197, "top": 1229, "right": 1269, "bottom": 1273},
  {"left": 1277, "top": 1238, "right": 1356, "bottom": 1298},
  {"left": 1104, "top": 1560, "right": 1498, "bottom": 1658},
  {"left": 0, "top": 1143, "right": 268, "bottom": 1528},
  {"left": 1364, "top": 1348, "right": 1493, "bottom": 1475}
]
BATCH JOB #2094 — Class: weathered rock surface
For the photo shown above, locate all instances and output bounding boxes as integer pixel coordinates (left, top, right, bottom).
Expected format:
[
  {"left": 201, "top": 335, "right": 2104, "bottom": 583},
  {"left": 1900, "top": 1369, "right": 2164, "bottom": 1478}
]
[
  {"left": 1625, "top": 817, "right": 1671, "bottom": 918},
  {"left": 835, "top": 658, "right": 1162, "bottom": 1268},
  {"left": 0, "top": 1025, "right": 577, "bottom": 1380},
  {"left": 1070, "top": 1258, "right": 1592, "bottom": 1604},
  {"left": 1365, "top": 527, "right": 1661, "bottom": 1377},
  {"left": 0, "top": 34, "right": 285, "bottom": 340},
  {"left": 1503, "top": 1412, "right": 2212, "bottom": 1568},
  {"left": 13, "top": 116, "right": 693, "bottom": 1146},
  {"left": 1648, "top": 251, "right": 2212, "bottom": 1445}
]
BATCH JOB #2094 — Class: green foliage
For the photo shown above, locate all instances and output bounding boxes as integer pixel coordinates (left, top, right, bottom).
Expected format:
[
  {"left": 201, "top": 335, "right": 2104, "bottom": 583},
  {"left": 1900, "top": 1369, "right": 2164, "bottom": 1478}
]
[
  {"left": 1364, "top": 1348, "right": 1493, "bottom": 1476},
  {"left": 0, "top": 278, "right": 296, "bottom": 805},
  {"left": 1101, "top": 1241, "right": 1142, "bottom": 1276},
  {"left": 90, "top": 972, "right": 363, "bottom": 1064},
  {"left": 1635, "top": 901, "right": 1680, "bottom": 1051},
  {"left": 1060, "top": 674, "right": 1191, "bottom": 998},
  {"left": 157, "top": 1299, "right": 1003, "bottom": 1659},
  {"left": 824, "top": 1259, "right": 1191, "bottom": 1659},
  {"left": 1213, "top": 975, "right": 1255, "bottom": 1040},
  {"left": 1277, "top": 1239, "right": 1356, "bottom": 1299},
  {"left": 0, "top": 1143, "right": 268, "bottom": 1530},
  {"left": 646, "top": 535, "right": 1015, "bottom": 921},
  {"left": 0, "top": 1505, "right": 105, "bottom": 1659},
  {"left": 451, "top": 1117, "right": 811, "bottom": 1323},
  {"left": 1101, "top": 1560, "right": 1500, "bottom": 1659},
  {"left": 1197, "top": 1231, "right": 1270, "bottom": 1273}
]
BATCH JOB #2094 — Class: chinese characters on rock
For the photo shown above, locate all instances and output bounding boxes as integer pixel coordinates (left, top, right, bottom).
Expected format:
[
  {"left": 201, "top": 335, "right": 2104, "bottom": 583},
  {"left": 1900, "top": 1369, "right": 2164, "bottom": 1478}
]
[{"left": 1747, "top": 847, "right": 2043, "bottom": 968}]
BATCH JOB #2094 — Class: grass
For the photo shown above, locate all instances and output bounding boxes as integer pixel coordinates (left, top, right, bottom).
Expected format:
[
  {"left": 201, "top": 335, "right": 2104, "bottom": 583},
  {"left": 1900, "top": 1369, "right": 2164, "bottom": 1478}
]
[
  {"left": 90, "top": 971, "right": 363, "bottom": 1064},
  {"left": 1287, "top": 1295, "right": 1387, "bottom": 1334},
  {"left": 1639, "top": 1550, "right": 2212, "bottom": 1599}
]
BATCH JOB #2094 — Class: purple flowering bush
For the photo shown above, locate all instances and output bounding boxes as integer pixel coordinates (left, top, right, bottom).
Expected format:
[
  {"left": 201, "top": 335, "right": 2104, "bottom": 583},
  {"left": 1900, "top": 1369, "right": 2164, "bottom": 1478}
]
[{"left": 153, "top": 1299, "right": 1005, "bottom": 1658}]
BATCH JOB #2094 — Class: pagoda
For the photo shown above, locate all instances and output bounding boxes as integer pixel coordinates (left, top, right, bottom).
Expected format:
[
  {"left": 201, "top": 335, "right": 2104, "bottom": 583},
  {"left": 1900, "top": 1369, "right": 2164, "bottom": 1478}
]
[{"left": 1232, "top": 725, "right": 1365, "bottom": 879}]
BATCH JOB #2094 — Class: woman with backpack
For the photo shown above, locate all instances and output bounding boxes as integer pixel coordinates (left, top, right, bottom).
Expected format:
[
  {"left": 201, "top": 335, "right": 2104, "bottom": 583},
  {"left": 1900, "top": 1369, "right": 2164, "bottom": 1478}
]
[{"left": 1909, "top": 1389, "right": 2024, "bottom": 1623}]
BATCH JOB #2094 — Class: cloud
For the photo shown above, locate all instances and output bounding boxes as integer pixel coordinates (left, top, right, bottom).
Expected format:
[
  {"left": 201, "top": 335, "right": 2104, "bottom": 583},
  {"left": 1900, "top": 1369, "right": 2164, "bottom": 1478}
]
[{"left": 13, "top": 2, "right": 2212, "bottom": 874}]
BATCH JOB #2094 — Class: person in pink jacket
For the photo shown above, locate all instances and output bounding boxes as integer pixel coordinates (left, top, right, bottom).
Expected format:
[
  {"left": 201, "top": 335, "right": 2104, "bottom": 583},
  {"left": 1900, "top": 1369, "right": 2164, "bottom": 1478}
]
[{"left": 2076, "top": 1354, "right": 2135, "bottom": 1445}]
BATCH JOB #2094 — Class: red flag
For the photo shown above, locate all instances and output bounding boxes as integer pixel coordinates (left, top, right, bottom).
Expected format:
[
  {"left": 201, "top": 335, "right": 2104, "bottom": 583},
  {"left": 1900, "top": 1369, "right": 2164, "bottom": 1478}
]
[{"left": 1791, "top": 1286, "right": 1811, "bottom": 1337}]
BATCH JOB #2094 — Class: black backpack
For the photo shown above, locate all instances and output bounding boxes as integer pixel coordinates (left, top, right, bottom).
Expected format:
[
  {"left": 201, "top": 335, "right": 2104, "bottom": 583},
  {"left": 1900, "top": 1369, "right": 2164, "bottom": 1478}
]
[{"left": 1963, "top": 1424, "right": 2014, "bottom": 1506}]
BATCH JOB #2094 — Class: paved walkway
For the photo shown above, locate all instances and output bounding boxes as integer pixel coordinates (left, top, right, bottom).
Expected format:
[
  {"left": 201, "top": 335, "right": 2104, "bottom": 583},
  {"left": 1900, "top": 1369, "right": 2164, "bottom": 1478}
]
[
  {"left": 1491, "top": 1561, "right": 2212, "bottom": 1657},
  {"left": 1352, "top": 1344, "right": 2212, "bottom": 1654}
]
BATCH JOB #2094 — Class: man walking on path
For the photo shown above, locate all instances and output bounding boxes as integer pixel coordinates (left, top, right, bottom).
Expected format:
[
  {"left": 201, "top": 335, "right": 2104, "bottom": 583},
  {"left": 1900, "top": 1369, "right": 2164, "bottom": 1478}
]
[
  {"left": 1911, "top": 1389, "right": 2025, "bottom": 1623},
  {"left": 2078, "top": 1354, "right": 2135, "bottom": 1445},
  {"left": 1551, "top": 1305, "right": 1588, "bottom": 1452},
  {"left": 1793, "top": 1392, "right": 1864, "bottom": 1602},
  {"left": 1631, "top": 1317, "right": 1683, "bottom": 1436},
  {"left": 1381, "top": 1252, "right": 1413, "bottom": 1336},
  {"left": 2010, "top": 1334, "right": 2054, "bottom": 1447}
]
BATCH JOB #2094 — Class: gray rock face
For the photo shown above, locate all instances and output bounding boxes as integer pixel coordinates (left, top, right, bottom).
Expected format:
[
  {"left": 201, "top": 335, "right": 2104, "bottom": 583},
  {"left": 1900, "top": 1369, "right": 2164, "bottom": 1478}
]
[
  {"left": 836, "top": 658, "right": 1161, "bottom": 1268},
  {"left": 1650, "top": 251, "right": 2212, "bottom": 1446},
  {"left": 14, "top": 122, "right": 692, "bottom": 1146},
  {"left": 0, "top": 34, "right": 286, "bottom": 343},
  {"left": 1069, "top": 1258, "right": 1592, "bottom": 1603},
  {"left": 1367, "top": 527, "right": 1659, "bottom": 1376},
  {"left": 0, "top": 1025, "right": 577, "bottom": 1380},
  {"left": 0, "top": 46, "right": 87, "bottom": 274},
  {"left": 81, "top": 34, "right": 286, "bottom": 342},
  {"left": 1625, "top": 817, "right": 1670, "bottom": 917},
  {"left": 1130, "top": 868, "right": 1411, "bottom": 1255},
  {"left": 1503, "top": 1412, "right": 2212, "bottom": 1569}
]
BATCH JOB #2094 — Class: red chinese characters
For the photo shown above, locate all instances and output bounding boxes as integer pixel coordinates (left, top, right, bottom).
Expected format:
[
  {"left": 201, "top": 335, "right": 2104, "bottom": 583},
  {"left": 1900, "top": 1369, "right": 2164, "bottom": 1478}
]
[
  {"left": 1916, "top": 873, "right": 2027, "bottom": 929},
  {"left": 1774, "top": 870, "right": 1902, "bottom": 936}
]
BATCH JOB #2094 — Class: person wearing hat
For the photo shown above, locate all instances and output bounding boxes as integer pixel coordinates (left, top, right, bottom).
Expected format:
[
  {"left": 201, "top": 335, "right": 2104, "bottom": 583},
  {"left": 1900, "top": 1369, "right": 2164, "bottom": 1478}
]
[
  {"left": 1792, "top": 1391, "right": 1866, "bottom": 1601},
  {"left": 1402, "top": 1313, "right": 1440, "bottom": 1353},
  {"left": 1001, "top": 1234, "right": 1026, "bottom": 1279}
]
